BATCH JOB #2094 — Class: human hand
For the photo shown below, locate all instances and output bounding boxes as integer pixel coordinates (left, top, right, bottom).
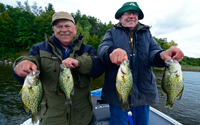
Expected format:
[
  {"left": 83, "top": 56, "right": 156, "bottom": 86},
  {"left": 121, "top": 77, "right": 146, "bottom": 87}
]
[
  {"left": 14, "top": 60, "right": 37, "bottom": 77},
  {"left": 160, "top": 47, "right": 184, "bottom": 62},
  {"left": 62, "top": 58, "right": 79, "bottom": 68},
  {"left": 109, "top": 48, "right": 128, "bottom": 66}
]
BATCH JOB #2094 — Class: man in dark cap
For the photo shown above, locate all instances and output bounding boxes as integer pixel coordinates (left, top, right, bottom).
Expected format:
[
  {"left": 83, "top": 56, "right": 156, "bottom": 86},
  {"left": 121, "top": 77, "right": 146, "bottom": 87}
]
[
  {"left": 97, "top": 2, "right": 184, "bottom": 125},
  {"left": 13, "top": 11, "right": 105, "bottom": 125}
]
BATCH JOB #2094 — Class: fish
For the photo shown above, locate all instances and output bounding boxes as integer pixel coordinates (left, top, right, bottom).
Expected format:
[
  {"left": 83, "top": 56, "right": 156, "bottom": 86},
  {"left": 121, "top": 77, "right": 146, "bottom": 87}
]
[
  {"left": 116, "top": 60, "right": 133, "bottom": 111},
  {"left": 161, "top": 58, "right": 184, "bottom": 110},
  {"left": 59, "top": 64, "right": 74, "bottom": 105},
  {"left": 20, "top": 70, "right": 44, "bottom": 124}
]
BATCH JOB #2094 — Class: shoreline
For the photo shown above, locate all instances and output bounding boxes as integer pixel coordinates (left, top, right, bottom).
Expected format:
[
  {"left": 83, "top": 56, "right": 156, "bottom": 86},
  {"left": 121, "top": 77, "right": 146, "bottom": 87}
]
[{"left": 153, "top": 65, "right": 200, "bottom": 72}]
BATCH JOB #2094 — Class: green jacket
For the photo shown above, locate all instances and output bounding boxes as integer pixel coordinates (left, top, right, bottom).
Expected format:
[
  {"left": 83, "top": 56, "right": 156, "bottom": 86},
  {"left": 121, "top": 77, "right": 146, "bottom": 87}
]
[{"left": 13, "top": 34, "right": 105, "bottom": 125}]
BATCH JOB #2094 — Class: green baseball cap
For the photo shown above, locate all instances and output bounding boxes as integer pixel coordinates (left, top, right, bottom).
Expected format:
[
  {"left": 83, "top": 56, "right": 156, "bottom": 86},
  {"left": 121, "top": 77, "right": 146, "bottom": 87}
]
[{"left": 115, "top": 2, "right": 144, "bottom": 20}]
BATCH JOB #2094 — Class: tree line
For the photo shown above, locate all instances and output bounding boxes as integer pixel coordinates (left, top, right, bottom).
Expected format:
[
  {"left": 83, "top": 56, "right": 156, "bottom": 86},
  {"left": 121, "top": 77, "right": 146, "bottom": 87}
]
[{"left": 0, "top": 1, "right": 199, "bottom": 66}]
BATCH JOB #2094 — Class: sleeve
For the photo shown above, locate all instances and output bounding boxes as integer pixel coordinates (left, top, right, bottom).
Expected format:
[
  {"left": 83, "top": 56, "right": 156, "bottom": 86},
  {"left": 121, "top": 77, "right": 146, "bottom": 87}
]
[
  {"left": 74, "top": 45, "right": 105, "bottom": 78},
  {"left": 97, "top": 28, "right": 117, "bottom": 64},
  {"left": 12, "top": 44, "right": 40, "bottom": 83},
  {"left": 148, "top": 31, "right": 166, "bottom": 67}
]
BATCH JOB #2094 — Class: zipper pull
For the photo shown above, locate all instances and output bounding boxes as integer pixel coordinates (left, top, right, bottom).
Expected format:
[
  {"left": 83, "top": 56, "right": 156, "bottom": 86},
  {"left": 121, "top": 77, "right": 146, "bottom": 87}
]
[{"left": 131, "top": 38, "right": 133, "bottom": 51}]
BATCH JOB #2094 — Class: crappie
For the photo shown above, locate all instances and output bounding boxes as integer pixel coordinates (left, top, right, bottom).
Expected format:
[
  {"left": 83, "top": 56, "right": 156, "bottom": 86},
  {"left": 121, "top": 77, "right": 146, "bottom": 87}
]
[
  {"left": 116, "top": 60, "right": 133, "bottom": 111},
  {"left": 161, "top": 58, "right": 184, "bottom": 110},
  {"left": 59, "top": 64, "right": 74, "bottom": 105},
  {"left": 20, "top": 70, "right": 44, "bottom": 124}
]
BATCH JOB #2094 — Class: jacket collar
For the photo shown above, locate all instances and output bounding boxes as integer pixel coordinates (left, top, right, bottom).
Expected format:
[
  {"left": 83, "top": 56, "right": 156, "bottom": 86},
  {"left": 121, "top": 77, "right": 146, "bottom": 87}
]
[
  {"left": 114, "top": 22, "right": 150, "bottom": 31},
  {"left": 45, "top": 33, "right": 84, "bottom": 60}
]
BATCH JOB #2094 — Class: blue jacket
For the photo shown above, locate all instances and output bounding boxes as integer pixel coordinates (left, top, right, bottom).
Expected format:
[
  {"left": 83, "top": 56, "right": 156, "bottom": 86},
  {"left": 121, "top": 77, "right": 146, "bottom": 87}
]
[{"left": 97, "top": 23, "right": 165, "bottom": 107}]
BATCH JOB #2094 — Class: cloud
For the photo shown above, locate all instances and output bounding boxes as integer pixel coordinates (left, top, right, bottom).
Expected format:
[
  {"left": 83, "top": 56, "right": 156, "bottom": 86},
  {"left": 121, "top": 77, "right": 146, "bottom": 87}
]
[{"left": 1, "top": 0, "right": 200, "bottom": 58}]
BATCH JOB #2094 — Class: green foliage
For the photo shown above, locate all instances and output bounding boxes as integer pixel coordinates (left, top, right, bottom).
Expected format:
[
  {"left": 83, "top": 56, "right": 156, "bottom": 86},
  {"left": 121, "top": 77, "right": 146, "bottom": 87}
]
[
  {"left": 71, "top": 10, "right": 113, "bottom": 38},
  {"left": 31, "top": 2, "right": 44, "bottom": 16},
  {"left": 33, "top": 10, "right": 55, "bottom": 42},
  {"left": 0, "top": 11, "right": 17, "bottom": 58},
  {"left": 180, "top": 56, "right": 200, "bottom": 66},
  {"left": 77, "top": 22, "right": 91, "bottom": 44},
  {"left": 45, "top": 3, "right": 54, "bottom": 14},
  {"left": 0, "top": 1, "right": 199, "bottom": 67},
  {"left": 154, "top": 37, "right": 200, "bottom": 66},
  {"left": 87, "top": 35, "right": 102, "bottom": 52},
  {"left": 15, "top": 17, "right": 36, "bottom": 50},
  {"left": 0, "top": 3, "right": 6, "bottom": 12}
]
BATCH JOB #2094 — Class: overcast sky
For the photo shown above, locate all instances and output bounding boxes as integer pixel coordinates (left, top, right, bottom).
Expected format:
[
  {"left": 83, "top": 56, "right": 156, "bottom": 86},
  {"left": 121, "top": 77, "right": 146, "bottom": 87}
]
[{"left": 2, "top": 0, "right": 200, "bottom": 58}]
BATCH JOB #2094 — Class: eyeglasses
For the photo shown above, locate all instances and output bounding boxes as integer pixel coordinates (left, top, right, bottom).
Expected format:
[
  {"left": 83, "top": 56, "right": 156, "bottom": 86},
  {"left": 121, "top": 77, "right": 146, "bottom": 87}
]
[
  {"left": 123, "top": 12, "right": 139, "bottom": 16},
  {"left": 54, "top": 25, "right": 71, "bottom": 30}
]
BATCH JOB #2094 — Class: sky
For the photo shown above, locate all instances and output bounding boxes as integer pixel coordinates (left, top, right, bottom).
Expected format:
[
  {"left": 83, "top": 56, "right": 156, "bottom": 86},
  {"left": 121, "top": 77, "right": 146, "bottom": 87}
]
[{"left": 1, "top": 0, "right": 200, "bottom": 58}]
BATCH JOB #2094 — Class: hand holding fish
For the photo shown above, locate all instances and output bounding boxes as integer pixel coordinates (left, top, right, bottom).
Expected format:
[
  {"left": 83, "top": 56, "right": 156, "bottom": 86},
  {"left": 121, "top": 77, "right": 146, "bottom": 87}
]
[
  {"left": 14, "top": 60, "right": 37, "bottom": 77},
  {"left": 62, "top": 58, "right": 79, "bottom": 68},
  {"left": 109, "top": 48, "right": 128, "bottom": 66},
  {"left": 160, "top": 47, "right": 184, "bottom": 62}
]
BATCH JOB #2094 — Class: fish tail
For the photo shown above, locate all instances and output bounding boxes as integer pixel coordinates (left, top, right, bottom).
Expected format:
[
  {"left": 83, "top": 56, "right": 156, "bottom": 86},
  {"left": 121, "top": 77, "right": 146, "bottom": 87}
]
[
  {"left": 65, "top": 99, "right": 72, "bottom": 105},
  {"left": 32, "top": 112, "right": 42, "bottom": 124},
  {"left": 122, "top": 102, "right": 130, "bottom": 111},
  {"left": 165, "top": 101, "right": 174, "bottom": 110}
]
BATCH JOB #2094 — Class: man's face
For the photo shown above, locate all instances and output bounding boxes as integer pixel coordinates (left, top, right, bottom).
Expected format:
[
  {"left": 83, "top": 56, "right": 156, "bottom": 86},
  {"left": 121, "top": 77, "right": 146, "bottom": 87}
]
[
  {"left": 119, "top": 12, "right": 139, "bottom": 31},
  {"left": 52, "top": 19, "right": 77, "bottom": 48}
]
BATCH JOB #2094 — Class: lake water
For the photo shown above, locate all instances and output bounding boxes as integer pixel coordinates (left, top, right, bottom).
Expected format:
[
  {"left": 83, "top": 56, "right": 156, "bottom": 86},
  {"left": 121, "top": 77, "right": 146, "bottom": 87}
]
[{"left": 0, "top": 64, "right": 199, "bottom": 125}]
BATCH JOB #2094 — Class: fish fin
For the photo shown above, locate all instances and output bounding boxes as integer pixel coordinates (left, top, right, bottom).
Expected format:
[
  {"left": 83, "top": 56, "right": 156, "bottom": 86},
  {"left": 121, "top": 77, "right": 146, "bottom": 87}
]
[
  {"left": 161, "top": 70, "right": 167, "bottom": 95},
  {"left": 161, "top": 87, "right": 166, "bottom": 95},
  {"left": 116, "top": 89, "right": 122, "bottom": 101},
  {"left": 122, "top": 102, "right": 129, "bottom": 111},
  {"left": 22, "top": 104, "right": 30, "bottom": 114},
  {"left": 56, "top": 86, "right": 63, "bottom": 96},
  {"left": 129, "top": 86, "right": 133, "bottom": 95},
  {"left": 28, "top": 87, "right": 34, "bottom": 94},
  {"left": 19, "top": 88, "right": 24, "bottom": 95},
  {"left": 32, "top": 112, "right": 41, "bottom": 124},
  {"left": 122, "top": 76, "right": 126, "bottom": 83},
  {"left": 116, "top": 84, "right": 122, "bottom": 101},
  {"left": 118, "top": 93, "right": 122, "bottom": 101},
  {"left": 176, "top": 86, "right": 184, "bottom": 100},
  {"left": 40, "top": 92, "right": 46, "bottom": 105},
  {"left": 71, "top": 87, "right": 74, "bottom": 96}
]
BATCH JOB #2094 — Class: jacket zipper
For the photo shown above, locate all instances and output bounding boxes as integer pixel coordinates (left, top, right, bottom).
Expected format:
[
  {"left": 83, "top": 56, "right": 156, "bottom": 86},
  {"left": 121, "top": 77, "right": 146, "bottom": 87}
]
[{"left": 122, "top": 27, "right": 134, "bottom": 51}]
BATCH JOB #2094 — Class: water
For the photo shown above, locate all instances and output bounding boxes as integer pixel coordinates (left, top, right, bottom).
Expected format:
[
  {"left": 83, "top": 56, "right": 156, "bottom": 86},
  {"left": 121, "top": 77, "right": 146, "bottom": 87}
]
[
  {"left": 152, "top": 70, "right": 200, "bottom": 125},
  {"left": 0, "top": 64, "right": 200, "bottom": 125}
]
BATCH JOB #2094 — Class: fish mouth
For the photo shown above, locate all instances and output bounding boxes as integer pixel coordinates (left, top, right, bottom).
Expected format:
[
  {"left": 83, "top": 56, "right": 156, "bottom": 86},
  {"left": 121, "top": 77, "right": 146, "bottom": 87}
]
[{"left": 121, "top": 69, "right": 126, "bottom": 75}]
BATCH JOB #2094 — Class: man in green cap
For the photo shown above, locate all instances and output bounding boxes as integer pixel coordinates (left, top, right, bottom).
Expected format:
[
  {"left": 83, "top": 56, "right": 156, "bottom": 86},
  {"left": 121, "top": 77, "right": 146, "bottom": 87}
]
[
  {"left": 97, "top": 2, "right": 184, "bottom": 125},
  {"left": 13, "top": 11, "right": 105, "bottom": 125}
]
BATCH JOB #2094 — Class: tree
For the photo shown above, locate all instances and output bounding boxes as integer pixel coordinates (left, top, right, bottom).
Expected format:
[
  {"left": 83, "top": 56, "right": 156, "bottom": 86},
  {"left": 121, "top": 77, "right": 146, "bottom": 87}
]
[
  {"left": 45, "top": 3, "right": 54, "bottom": 14},
  {"left": 0, "top": 3, "right": 6, "bottom": 12},
  {"left": 76, "top": 22, "right": 91, "bottom": 44},
  {"left": 31, "top": 2, "right": 44, "bottom": 16},
  {"left": 33, "top": 10, "right": 55, "bottom": 42},
  {"left": 0, "top": 11, "right": 16, "bottom": 58},
  {"left": 23, "top": 0, "right": 31, "bottom": 13},
  {"left": 15, "top": 17, "right": 36, "bottom": 50},
  {"left": 87, "top": 35, "right": 103, "bottom": 51}
]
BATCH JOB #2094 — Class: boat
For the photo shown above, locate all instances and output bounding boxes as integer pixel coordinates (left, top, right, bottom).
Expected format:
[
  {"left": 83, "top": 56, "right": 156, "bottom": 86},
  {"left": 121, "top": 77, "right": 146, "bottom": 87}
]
[{"left": 21, "top": 88, "right": 183, "bottom": 125}]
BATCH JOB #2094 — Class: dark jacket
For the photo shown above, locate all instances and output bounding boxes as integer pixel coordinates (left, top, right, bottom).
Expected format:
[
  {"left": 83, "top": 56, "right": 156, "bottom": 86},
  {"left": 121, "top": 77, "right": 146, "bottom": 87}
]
[
  {"left": 13, "top": 34, "right": 105, "bottom": 125},
  {"left": 97, "top": 23, "right": 165, "bottom": 108}
]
